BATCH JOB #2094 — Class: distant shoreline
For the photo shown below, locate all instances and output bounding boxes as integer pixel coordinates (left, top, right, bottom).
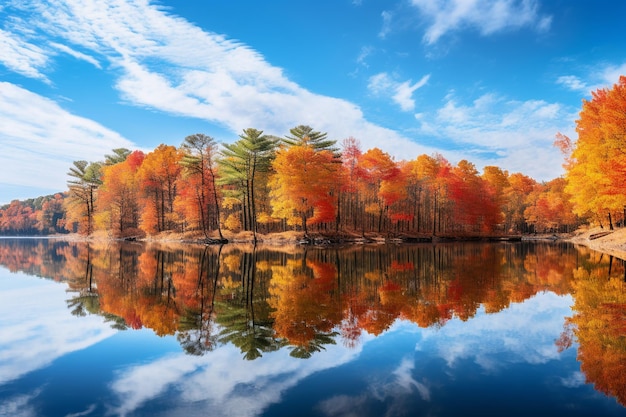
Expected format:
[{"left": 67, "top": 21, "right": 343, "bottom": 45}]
[{"left": 4, "top": 228, "right": 626, "bottom": 260}]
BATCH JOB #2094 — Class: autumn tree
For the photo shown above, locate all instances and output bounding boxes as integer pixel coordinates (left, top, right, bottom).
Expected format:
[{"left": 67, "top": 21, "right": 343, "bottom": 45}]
[
  {"left": 403, "top": 154, "right": 452, "bottom": 235},
  {"left": 177, "top": 134, "right": 224, "bottom": 240},
  {"left": 559, "top": 76, "right": 626, "bottom": 228},
  {"left": 504, "top": 173, "right": 536, "bottom": 233},
  {"left": 524, "top": 178, "right": 579, "bottom": 233},
  {"left": 97, "top": 150, "right": 145, "bottom": 238},
  {"left": 269, "top": 144, "right": 340, "bottom": 235},
  {"left": 38, "top": 193, "right": 67, "bottom": 234},
  {"left": 447, "top": 160, "right": 501, "bottom": 233},
  {"left": 338, "top": 137, "right": 365, "bottom": 232},
  {"left": 0, "top": 200, "right": 37, "bottom": 234},
  {"left": 357, "top": 147, "right": 407, "bottom": 233},
  {"left": 137, "top": 144, "right": 182, "bottom": 234}
]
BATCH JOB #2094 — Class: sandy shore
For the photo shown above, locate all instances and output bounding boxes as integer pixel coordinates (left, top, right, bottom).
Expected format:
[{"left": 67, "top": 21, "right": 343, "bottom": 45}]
[
  {"left": 566, "top": 226, "right": 626, "bottom": 260},
  {"left": 43, "top": 227, "right": 626, "bottom": 260}
]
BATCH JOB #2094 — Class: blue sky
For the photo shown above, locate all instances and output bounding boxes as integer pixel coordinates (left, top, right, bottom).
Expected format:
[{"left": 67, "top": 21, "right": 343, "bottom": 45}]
[{"left": 1, "top": 0, "right": 625, "bottom": 204}]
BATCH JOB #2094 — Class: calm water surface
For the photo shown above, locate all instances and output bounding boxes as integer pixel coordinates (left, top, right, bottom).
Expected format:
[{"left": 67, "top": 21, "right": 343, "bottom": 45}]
[{"left": 0, "top": 238, "right": 625, "bottom": 417}]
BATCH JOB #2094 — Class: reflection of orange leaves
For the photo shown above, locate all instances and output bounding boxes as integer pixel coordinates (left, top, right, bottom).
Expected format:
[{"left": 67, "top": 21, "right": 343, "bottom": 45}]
[
  {"left": 256, "top": 260, "right": 272, "bottom": 272},
  {"left": 269, "top": 260, "right": 340, "bottom": 347},
  {"left": 403, "top": 302, "right": 446, "bottom": 328},
  {"left": 600, "top": 303, "right": 626, "bottom": 337},
  {"left": 359, "top": 309, "right": 395, "bottom": 336},
  {"left": 379, "top": 281, "right": 405, "bottom": 319},
  {"left": 125, "top": 309, "right": 143, "bottom": 330},
  {"left": 341, "top": 315, "right": 362, "bottom": 349},
  {"left": 222, "top": 254, "right": 240, "bottom": 272},
  {"left": 568, "top": 254, "right": 626, "bottom": 407},
  {"left": 141, "top": 303, "right": 178, "bottom": 336},
  {"left": 307, "top": 260, "right": 336, "bottom": 288},
  {"left": 379, "top": 281, "right": 401, "bottom": 304}
]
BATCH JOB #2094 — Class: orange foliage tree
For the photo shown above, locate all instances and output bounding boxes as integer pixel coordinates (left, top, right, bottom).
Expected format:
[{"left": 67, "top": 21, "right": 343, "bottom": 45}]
[
  {"left": 448, "top": 160, "right": 501, "bottom": 233},
  {"left": 97, "top": 150, "right": 145, "bottom": 238},
  {"left": 137, "top": 144, "right": 183, "bottom": 234},
  {"left": 269, "top": 144, "right": 340, "bottom": 235},
  {"left": 559, "top": 76, "right": 626, "bottom": 228},
  {"left": 357, "top": 147, "right": 407, "bottom": 233}
]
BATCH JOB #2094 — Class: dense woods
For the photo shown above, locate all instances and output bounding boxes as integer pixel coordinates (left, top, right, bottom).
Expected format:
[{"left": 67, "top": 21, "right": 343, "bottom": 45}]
[
  {"left": 1, "top": 122, "right": 585, "bottom": 238},
  {"left": 6, "top": 75, "right": 626, "bottom": 239}
]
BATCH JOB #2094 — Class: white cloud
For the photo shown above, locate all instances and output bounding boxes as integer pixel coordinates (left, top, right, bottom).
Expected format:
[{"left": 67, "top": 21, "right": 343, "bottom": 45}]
[
  {"left": 356, "top": 46, "right": 373, "bottom": 68},
  {"left": 49, "top": 42, "right": 102, "bottom": 68},
  {"left": 557, "top": 62, "right": 626, "bottom": 96},
  {"left": 599, "top": 62, "right": 626, "bottom": 86},
  {"left": 108, "top": 337, "right": 364, "bottom": 417},
  {"left": 368, "top": 72, "right": 430, "bottom": 112},
  {"left": 0, "top": 28, "right": 50, "bottom": 82},
  {"left": 560, "top": 371, "right": 586, "bottom": 388},
  {"left": 0, "top": 82, "right": 136, "bottom": 192},
  {"left": 0, "top": 390, "right": 41, "bottom": 417},
  {"left": 414, "top": 91, "right": 577, "bottom": 179},
  {"left": 415, "top": 292, "right": 574, "bottom": 370},
  {"left": 556, "top": 75, "right": 588, "bottom": 92},
  {"left": 391, "top": 357, "right": 430, "bottom": 400},
  {"left": 394, "top": 75, "right": 431, "bottom": 111},
  {"left": 0, "top": 272, "right": 117, "bottom": 386},
  {"left": 411, "top": 0, "right": 552, "bottom": 44},
  {"left": 379, "top": 11, "right": 393, "bottom": 39}
]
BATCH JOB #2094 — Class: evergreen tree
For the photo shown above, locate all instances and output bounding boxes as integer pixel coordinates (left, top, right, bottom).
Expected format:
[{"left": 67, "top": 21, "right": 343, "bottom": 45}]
[
  {"left": 283, "top": 125, "right": 340, "bottom": 158},
  {"left": 218, "top": 128, "right": 277, "bottom": 240}
]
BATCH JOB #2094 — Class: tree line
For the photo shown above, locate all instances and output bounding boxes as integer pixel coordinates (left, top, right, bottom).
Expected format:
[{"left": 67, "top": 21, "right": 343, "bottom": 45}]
[{"left": 1, "top": 124, "right": 583, "bottom": 238}]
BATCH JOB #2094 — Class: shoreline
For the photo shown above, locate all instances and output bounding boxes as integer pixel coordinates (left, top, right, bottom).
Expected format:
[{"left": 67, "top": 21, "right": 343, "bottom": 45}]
[
  {"left": 566, "top": 226, "right": 626, "bottom": 260},
  {"left": 7, "top": 227, "right": 626, "bottom": 259}
]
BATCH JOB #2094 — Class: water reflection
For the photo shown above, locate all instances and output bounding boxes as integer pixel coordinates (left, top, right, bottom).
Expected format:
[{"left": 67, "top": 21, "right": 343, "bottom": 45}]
[
  {"left": 0, "top": 240, "right": 580, "bottom": 354},
  {"left": 0, "top": 238, "right": 625, "bottom": 416},
  {"left": 558, "top": 248, "right": 626, "bottom": 406}
]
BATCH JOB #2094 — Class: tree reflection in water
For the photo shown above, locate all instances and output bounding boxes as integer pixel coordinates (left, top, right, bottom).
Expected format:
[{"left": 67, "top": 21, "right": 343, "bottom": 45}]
[
  {"left": 558, "top": 248, "right": 626, "bottom": 407},
  {"left": 0, "top": 238, "right": 625, "bottom": 406}
]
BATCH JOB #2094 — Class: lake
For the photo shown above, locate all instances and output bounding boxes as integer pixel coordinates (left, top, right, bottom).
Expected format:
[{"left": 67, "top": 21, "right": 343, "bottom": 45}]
[{"left": 0, "top": 238, "right": 625, "bottom": 417}]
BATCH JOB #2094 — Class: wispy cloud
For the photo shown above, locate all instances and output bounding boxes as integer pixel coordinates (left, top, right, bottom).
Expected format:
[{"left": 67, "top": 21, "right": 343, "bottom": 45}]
[
  {"left": 0, "top": 82, "right": 135, "bottom": 192},
  {"left": 49, "top": 42, "right": 101, "bottom": 68},
  {"left": 0, "top": 271, "right": 117, "bottom": 386},
  {"left": 0, "top": 28, "right": 50, "bottom": 82},
  {"left": 411, "top": 0, "right": 552, "bottom": 44},
  {"left": 556, "top": 75, "right": 588, "bottom": 92},
  {"left": 417, "top": 292, "right": 573, "bottom": 369},
  {"left": 109, "top": 339, "right": 363, "bottom": 417},
  {"left": 558, "top": 62, "right": 626, "bottom": 95},
  {"left": 368, "top": 72, "right": 430, "bottom": 111},
  {"left": 356, "top": 46, "right": 374, "bottom": 68},
  {"left": 378, "top": 11, "right": 393, "bottom": 39},
  {"left": 414, "top": 91, "right": 577, "bottom": 179}
]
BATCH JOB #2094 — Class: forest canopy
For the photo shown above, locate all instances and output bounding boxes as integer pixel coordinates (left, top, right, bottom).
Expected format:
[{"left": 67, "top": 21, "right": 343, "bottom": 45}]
[{"left": 1, "top": 121, "right": 585, "bottom": 238}]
